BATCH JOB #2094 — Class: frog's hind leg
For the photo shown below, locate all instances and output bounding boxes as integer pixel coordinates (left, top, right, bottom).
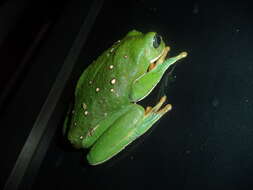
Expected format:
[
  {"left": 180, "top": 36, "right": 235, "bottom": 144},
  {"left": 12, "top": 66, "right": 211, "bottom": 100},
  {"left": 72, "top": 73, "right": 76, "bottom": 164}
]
[{"left": 87, "top": 96, "right": 171, "bottom": 165}]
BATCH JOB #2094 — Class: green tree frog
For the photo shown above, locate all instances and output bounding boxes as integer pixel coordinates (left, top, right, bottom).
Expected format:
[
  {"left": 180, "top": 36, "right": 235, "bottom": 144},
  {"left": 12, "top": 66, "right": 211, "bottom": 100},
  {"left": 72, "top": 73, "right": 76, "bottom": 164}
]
[{"left": 63, "top": 30, "right": 187, "bottom": 165}]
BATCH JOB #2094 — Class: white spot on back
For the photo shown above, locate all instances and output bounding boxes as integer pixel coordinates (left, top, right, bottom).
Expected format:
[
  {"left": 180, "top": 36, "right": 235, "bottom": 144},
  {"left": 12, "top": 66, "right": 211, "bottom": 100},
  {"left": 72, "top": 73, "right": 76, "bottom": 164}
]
[
  {"left": 82, "top": 103, "right": 87, "bottom": 110},
  {"left": 110, "top": 78, "right": 116, "bottom": 84}
]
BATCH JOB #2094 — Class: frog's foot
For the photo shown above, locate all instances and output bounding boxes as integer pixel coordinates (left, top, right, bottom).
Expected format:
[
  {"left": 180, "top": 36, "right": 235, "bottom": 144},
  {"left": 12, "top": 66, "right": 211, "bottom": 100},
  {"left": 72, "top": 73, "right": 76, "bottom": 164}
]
[
  {"left": 148, "top": 46, "right": 170, "bottom": 72},
  {"left": 144, "top": 95, "right": 172, "bottom": 116},
  {"left": 141, "top": 96, "right": 172, "bottom": 133}
]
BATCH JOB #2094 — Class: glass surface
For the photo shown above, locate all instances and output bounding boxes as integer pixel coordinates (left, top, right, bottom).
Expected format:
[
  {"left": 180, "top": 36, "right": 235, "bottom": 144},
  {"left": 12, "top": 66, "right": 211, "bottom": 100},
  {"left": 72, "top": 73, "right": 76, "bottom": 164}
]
[{"left": 32, "top": 0, "right": 253, "bottom": 189}]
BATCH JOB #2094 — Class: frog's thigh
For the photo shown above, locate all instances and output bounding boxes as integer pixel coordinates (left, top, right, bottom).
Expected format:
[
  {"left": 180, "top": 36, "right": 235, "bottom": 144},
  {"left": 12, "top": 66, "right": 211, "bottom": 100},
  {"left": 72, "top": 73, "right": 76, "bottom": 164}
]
[
  {"left": 82, "top": 105, "right": 134, "bottom": 148},
  {"left": 87, "top": 103, "right": 144, "bottom": 165}
]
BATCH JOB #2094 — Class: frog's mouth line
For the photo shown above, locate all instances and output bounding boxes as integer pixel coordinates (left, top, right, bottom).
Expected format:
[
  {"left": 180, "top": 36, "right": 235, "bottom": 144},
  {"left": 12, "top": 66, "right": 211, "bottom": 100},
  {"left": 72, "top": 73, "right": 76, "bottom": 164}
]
[{"left": 148, "top": 47, "right": 170, "bottom": 72}]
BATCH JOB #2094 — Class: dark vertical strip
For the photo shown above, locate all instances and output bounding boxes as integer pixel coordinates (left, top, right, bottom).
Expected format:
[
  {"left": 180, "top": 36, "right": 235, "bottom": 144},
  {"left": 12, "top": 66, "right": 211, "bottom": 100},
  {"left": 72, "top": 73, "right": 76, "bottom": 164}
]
[{"left": 3, "top": 1, "right": 104, "bottom": 190}]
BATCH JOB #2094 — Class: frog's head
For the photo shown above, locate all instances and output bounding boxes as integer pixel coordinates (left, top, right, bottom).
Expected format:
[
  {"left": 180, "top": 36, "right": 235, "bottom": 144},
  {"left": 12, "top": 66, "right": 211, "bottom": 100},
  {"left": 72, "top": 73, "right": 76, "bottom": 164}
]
[
  {"left": 139, "top": 31, "right": 165, "bottom": 65},
  {"left": 122, "top": 30, "right": 166, "bottom": 77}
]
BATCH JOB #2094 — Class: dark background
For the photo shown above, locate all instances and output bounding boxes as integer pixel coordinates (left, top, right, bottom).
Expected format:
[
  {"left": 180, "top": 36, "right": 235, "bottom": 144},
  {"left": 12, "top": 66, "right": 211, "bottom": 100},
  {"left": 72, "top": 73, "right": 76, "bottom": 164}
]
[{"left": 1, "top": 0, "right": 253, "bottom": 189}]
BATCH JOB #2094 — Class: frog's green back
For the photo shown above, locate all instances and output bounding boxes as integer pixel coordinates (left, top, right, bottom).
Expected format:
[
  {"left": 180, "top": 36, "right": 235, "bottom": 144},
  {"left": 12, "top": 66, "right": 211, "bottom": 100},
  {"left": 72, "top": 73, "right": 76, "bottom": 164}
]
[{"left": 66, "top": 30, "right": 165, "bottom": 148}]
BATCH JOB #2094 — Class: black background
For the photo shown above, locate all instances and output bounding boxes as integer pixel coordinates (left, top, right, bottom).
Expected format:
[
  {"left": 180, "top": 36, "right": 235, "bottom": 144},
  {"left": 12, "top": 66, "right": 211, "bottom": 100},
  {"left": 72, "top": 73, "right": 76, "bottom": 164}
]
[{"left": 2, "top": 0, "right": 253, "bottom": 189}]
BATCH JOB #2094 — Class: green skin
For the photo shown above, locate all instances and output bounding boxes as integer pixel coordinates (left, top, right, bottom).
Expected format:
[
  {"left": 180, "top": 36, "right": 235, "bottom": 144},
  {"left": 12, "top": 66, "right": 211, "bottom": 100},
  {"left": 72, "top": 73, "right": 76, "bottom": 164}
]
[{"left": 64, "top": 30, "right": 187, "bottom": 165}]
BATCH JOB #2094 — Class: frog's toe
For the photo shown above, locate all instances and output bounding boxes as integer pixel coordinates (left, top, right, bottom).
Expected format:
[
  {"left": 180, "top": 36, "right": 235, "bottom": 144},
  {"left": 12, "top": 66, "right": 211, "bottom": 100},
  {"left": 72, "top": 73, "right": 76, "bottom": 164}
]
[
  {"left": 158, "top": 103, "right": 172, "bottom": 114},
  {"left": 144, "top": 95, "right": 172, "bottom": 116}
]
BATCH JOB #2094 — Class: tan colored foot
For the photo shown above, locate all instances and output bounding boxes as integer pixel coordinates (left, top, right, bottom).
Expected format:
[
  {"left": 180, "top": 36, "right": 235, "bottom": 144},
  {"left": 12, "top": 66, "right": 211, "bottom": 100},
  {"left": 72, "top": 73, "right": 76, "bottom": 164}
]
[
  {"left": 144, "top": 96, "right": 172, "bottom": 116},
  {"left": 145, "top": 106, "right": 153, "bottom": 115}
]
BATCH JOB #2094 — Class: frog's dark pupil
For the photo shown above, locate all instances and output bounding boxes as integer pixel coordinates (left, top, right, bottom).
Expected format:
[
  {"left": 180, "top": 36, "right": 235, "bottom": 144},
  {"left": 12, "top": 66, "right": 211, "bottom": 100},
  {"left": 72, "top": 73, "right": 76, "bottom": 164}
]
[{"left": 153, "top": 34, "right": 161, "bottom": 48}]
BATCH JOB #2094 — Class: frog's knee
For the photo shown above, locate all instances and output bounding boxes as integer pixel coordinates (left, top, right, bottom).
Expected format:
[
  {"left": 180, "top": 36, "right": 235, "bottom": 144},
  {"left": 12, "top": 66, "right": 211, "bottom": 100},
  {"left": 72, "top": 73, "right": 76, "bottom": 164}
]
[{"left": 129, "top": 104, "right": 145, "bottom": 117}]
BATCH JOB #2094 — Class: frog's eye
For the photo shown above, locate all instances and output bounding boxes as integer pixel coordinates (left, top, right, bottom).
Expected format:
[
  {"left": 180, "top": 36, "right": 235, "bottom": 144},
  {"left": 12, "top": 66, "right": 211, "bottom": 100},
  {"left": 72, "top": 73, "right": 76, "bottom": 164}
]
[{"left": 153, "top": 34, "right": 161, "bottom": 48}]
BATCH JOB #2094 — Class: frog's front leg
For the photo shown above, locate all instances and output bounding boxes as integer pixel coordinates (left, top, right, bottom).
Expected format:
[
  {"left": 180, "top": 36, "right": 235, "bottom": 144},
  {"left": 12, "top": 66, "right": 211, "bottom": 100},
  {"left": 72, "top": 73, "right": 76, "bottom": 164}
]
[
  {"left": 87, "top": 96, "right": 171, "bottom": 165},
  {"left": 130, "top": 47, "right": 187, "bottom": 102}
]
